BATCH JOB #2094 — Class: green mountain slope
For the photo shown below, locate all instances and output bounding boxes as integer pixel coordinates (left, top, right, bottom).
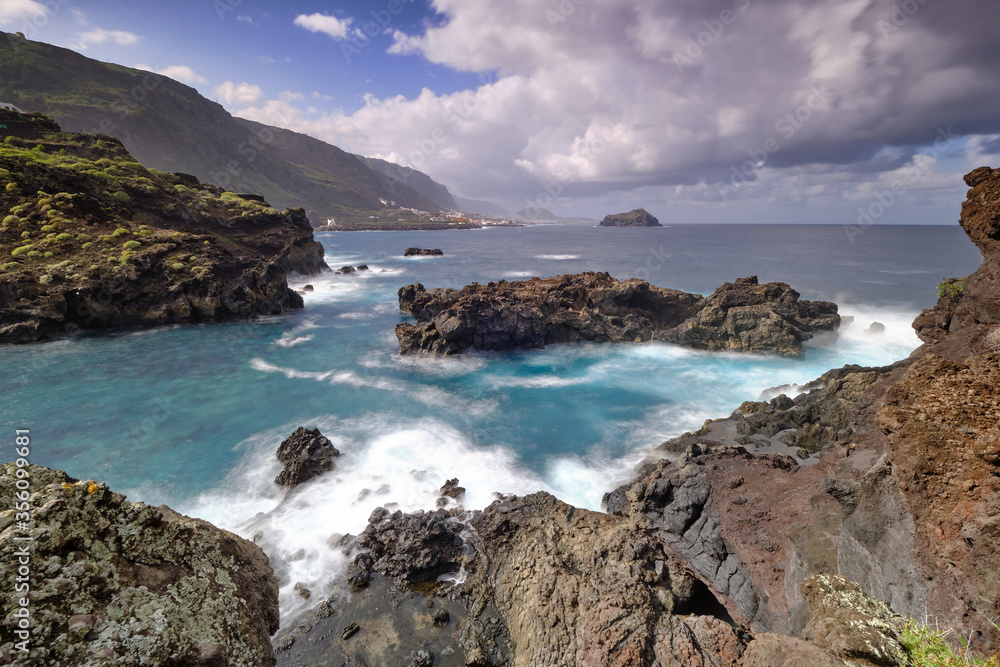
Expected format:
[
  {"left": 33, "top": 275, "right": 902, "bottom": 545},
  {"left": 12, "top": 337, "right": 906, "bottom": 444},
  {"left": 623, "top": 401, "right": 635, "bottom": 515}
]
[
  {"left": 358, "top": 156, "right": 458, "bottom": 210},
  {"left": 0, "top": 32, "right": 441, "bottom": 223}
]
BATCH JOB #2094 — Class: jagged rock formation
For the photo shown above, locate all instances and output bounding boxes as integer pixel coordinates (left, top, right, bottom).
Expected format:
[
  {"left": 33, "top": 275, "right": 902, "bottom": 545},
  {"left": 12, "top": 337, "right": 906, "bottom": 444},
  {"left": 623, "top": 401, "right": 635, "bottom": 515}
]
[
  {"left": 396, "top": 273, "right": 838, "bottom": 357},
  {"left": 274, "top": 427, "right": 339, "bottom": 487},
  {"left": 0, "top": 123, "right": 327, "bottom": 344},
  {"left": 598, "top": 208, "right": 662, "bottom": 227},
  {"left": 0, "top": 464, "right": 279, "bottom": 666},
  {"left": 403, "top": 247, "right": 443, "bottom": 257}
]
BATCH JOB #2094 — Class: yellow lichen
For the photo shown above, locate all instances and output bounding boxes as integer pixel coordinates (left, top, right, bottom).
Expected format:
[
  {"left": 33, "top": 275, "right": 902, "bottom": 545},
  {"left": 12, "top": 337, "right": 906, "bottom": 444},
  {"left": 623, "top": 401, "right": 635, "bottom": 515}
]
[{"left": 87, "top": 483, "right": 99, "bottom": 494}]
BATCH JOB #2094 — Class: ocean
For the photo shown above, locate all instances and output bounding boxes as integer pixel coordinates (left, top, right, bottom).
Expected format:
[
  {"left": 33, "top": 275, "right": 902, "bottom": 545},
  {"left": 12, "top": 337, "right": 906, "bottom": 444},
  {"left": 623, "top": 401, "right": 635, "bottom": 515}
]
[{"left": 0, "top": 223, "right": 982, "bottom": 620}]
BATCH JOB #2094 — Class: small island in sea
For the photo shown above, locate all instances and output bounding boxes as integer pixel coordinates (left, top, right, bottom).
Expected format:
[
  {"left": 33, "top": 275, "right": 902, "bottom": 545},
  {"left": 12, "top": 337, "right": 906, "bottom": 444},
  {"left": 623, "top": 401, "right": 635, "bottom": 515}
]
[{"left": 598, "top": 208, "right": 662, "bottom": 227}]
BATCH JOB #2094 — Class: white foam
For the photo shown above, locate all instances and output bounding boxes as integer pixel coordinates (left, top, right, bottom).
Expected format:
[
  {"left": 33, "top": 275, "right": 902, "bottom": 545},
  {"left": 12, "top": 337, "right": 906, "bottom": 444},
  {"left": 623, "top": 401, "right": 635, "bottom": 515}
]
[
  {"left": 181, "top": 417, "right": 555, "bottom": 623},
  {"left": 535, "top": 254, "right": 580, "bottom": 260}
]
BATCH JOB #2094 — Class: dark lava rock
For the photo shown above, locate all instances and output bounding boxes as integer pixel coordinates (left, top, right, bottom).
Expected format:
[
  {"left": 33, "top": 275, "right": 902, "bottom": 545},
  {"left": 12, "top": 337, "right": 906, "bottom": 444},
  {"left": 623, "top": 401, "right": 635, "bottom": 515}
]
[
  {"left": 337, "top": 265, "right": 356, "bottom": 274},
  {"left": 404, "top": 247, "right": 444, "bottom": 257},
  {"left": 356, "top": 507, "right": 465, "bottom": 583},
  {"left": 357, "top": 264, "right": 370, "bottom": 271},
  {"left": 303, "top": 284, "right": 314, "bottom": 292},
  {"left": 396, "top": 273, "right": 838, "bottom": 357},
  {"left": 598, "top": 207, "right": 662, "bottom": 227},
  {"left": 274, "top": 427, "right": 339, "bottom": 486}
]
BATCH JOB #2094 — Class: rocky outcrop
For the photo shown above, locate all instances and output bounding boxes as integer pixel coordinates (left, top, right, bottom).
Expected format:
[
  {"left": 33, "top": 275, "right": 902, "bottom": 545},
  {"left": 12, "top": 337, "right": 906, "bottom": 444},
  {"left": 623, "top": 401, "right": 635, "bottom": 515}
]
[
  {"left": 912, "top": 166, "right": 1000, "bottom": 362},
  {"left": 403, "top": 247, "right": 444, "bottom": 257},
  {"left": 0, "top": 464, "right": 279, "bottom": 666},
  {"left": 274, "top": 427, "right": 339, "bottom": 487},
  {"left": 0, "top": 126, "right": 327, "bottom": 344},
  {"left": 598, "top": 208, "right": 662, "bottom": 227},
  {"left": 396, "top": 273, "right": 838, "bottom": 357}
]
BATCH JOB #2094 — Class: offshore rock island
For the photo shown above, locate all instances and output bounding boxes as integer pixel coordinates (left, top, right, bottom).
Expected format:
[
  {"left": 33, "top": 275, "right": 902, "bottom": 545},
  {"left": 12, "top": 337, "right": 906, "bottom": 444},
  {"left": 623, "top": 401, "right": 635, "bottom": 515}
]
[
  {"left": 396, "top": 273, "right": 839, "bottom": 357},
  {"left": 0, "top": 118, "right": 327, "bottom": 344},
  {"left": 598, "top": 208, "right": 662, "bottom": 227}
]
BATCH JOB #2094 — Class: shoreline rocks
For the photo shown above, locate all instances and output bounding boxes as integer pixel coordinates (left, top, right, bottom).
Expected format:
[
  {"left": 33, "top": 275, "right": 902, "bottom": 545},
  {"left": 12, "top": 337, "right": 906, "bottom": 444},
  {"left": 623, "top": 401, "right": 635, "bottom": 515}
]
[
  {"left": 0, "top": 464, "right": 279, "bottom": 666},
  {"left": 396, "top": 273, "right": 839, "bottom": 357}
]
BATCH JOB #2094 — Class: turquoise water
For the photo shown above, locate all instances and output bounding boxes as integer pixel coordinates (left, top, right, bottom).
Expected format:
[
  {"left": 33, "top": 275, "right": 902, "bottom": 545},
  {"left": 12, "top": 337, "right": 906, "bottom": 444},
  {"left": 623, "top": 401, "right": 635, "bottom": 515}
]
[{"left": 0, "top": 224, "right": 981, "bottom": 619}]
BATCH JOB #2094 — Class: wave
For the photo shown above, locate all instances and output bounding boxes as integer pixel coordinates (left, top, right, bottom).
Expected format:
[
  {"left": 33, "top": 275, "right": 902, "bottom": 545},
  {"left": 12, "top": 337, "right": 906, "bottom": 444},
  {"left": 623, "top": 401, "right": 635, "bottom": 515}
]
[{"left": 535, "top": 254, "right": 580, "bottom": 260}]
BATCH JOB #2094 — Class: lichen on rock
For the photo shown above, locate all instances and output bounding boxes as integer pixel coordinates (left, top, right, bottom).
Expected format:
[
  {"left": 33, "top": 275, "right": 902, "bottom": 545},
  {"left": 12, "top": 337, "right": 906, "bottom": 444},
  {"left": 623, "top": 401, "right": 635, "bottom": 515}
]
[{"left": 0, "top": 464, "right": 279, "bottom": 666}]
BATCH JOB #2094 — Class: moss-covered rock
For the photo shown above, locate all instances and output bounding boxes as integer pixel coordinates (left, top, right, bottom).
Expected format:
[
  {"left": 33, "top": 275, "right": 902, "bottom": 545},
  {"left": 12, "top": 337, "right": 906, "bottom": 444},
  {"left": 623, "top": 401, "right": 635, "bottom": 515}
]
[{"left": 0, "top": 464, "right": 279, "bottom": 665}]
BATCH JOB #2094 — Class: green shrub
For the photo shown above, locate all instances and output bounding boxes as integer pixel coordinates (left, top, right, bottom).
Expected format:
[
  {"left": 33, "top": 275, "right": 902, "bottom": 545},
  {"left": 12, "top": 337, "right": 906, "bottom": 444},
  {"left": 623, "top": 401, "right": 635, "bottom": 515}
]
[
  {"left": 938, "top": 277, "right": 965, "bottom": 300},
  {"left": 122, "top": 240, "right": 141, "bottom": 250},
  {"left": 55, "top": 233, "right": 72, "bottom": 242},
  {"left": 1, "top": 262, "right": 18, "bottom": 271},
  {"left": 2, "top": 215, "right": 16, "bottom": 225},
  {"left": 27, "top": 251, "right": 42, "bottom": 258},
  {"left": 11, "top": 245, "right": 32, "bottom": 257},
  {"left": 76, "top": 233, "right": 91, "bottom": 242},
  {"left": 40, "top": 225, "right": 56, "bottom": 233},
  {"left": 110, "top": 228, "right": 131, "bottom": 238},
  {"left": 81, "top": 242, "right": 94, "bottom": 250},
  {"left": 3, "top": 182, "right": 16, "bottom": 194},
  {"left": 900, "top": 620, "right": 1000, "bottom": 666},
  {"left": 170, "top": 262, "right": 185, "bottom": 270},
  {"left": 43, "top": 251, "right": 53, "bottom": 258},
  {"left": 110, "top": 191, "right": 131, "bottom": 203}
]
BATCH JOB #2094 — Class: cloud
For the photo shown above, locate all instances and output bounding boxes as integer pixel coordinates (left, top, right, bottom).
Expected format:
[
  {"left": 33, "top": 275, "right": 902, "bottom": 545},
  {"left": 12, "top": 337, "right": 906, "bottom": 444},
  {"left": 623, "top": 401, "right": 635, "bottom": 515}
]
[
  {"left": 237, "top": 15, "right": 255, "bottom": 26},
  {"left": 72, "top": 27, "right": 140, "bottom": 50},
  {"left": 135, "top": 64, "right": 207, "bottom": 85},
  {"left": 293, "top": 13, "right": 356, "bottom": 41},
  {"left": 214, "top": 81, "right": 263, "bottom": 107},
  {"left": 0, "top": 0, "right": 46, "bottom": 26},
  {"left": 254, "top": 0, "right": 1000, "bottom": 221}
]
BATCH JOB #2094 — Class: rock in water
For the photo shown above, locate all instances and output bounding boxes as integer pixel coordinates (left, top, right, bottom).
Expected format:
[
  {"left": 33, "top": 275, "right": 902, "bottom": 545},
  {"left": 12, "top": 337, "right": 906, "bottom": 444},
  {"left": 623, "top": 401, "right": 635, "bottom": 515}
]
[
  {"left": 275, "top": 426, "right": 339, "bottom": 486},
  {"left": 864, "top": 321, "right": 885, "bottom": 335},
  {"left": 403, "top": 247, "right": 444, "bottom": 257},
  {"left": 395, "top": 272, "right": 838, "bottom": 357},
  {"left": 598, "top": 207, "right": 662, "bottom": 227},
  {"left": 0, "top": 464, "right": 279, "bottom": 666}
]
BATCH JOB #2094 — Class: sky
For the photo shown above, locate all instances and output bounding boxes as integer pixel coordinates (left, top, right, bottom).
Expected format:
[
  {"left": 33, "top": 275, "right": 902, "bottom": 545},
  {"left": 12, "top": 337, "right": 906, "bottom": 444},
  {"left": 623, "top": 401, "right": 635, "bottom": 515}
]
[{"left": 2, "top": 0, "right": 1000, "bottom": 224}]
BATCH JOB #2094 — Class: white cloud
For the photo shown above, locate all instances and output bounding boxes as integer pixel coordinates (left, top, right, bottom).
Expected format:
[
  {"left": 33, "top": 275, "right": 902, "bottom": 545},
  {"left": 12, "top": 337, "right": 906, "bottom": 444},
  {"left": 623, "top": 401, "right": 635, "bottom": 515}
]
[
  {"left": 134, "top": 64, "right": 207, "bottom": 85},
  {"left": 0, "top": 0, "right": 46, "bottom": 26},
  {"left": 250, "top": 0, "right": 1000, "bottom": 221},
  {"left": 237, "top": 15, "right": 255, "bottom": 26},
  {"left": 72, "top": 27, "right": 140, "bottom": 50},
  {"left": 293, "top": 13, "right": 354, "bottom": 41},
  {"left": 214, "top": 81, "right": 263, "bottom": 107}
]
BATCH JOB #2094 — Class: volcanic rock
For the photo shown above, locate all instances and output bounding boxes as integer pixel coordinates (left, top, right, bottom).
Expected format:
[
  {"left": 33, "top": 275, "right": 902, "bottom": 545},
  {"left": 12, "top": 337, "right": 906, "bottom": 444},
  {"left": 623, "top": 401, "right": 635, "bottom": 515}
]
[
  {"left": 274, "top": 426, "right": 339, "bottom": 486},
  {"left": 396, "top": 273, "right": 838, "bottom": 357},
  {"left": 598, "top": 208, "right": 662, "bottom": 227},
  {"left": 403, "top": 247, "right": 444, "bottom": 257},
  {"left": 0, "top": 464, "right": 279, "bottom": 666}
]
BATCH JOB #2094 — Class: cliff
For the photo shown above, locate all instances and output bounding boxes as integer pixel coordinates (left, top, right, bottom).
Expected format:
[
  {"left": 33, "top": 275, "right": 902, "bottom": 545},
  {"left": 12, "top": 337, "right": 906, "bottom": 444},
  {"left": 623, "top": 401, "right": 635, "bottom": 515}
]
[
  {"left": 599, "top": 208, "right": 662, "bottom": 227},
  {"left": 396, "top": 273, "right": 839, "bottom": 357},
  {"left": 279, "top": 169, "right": 1000, "bottom": 664},
  {"left": 0, "top": 32, "right": 444, "bottom": 222},
  {"left": 0, "top": 464, "right": 279, "bottom": 666},
  {"left": 0, "top": 119, "right": 327, "bottom": 344}
]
